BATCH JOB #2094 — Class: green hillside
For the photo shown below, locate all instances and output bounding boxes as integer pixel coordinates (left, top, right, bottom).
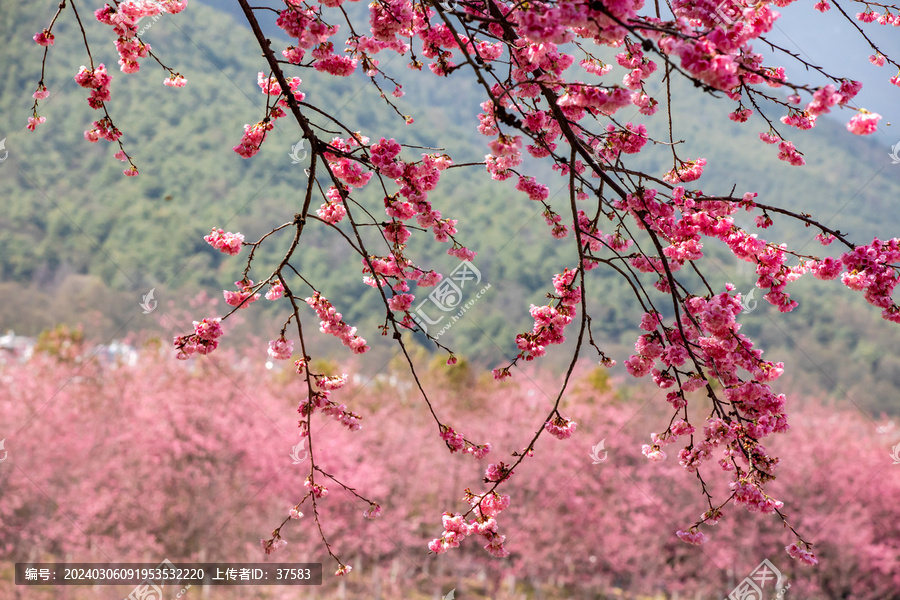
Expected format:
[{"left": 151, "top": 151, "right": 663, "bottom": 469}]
[{"left": 2, "top": 1, "right": 900, "bottom": 415}]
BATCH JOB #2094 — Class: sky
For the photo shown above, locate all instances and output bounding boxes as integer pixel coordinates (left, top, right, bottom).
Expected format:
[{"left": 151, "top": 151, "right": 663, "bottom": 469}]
[{"left": 755, "top": 3, "right": 899, "bottom": 141}]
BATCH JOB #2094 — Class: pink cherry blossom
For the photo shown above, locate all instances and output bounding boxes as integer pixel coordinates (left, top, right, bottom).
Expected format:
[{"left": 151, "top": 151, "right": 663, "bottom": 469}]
[
  {"left": 164, "top": 74, "right": 187, "bottom": 87},
  {"left": 33, "top": 30, "right": 54, "bottom": 46},
  {"left": 676, "top": 529, "right": 709, "bottom": 545},
  {"left": 204, "top": 228, "right": 244, "bottom": 256},
  {"left": 223, "top": 278, "right": 261, "bottom": 308},
  {"left": 265, "top": 281, "right": 284, "bottom": 300},
  {"left": 27, "top": 115, "right": 46, "bottom": 131},
  {"left": 305, "top": 292, "right": 369, "bottom": 353},
  {"left": 388, "top": 293, "right": 414, "bottom": 312},
  {"left": 544, "top": 415, "right": 577, "bottom": 440},
  {"left": 846, "top": 111, "right": 882, "bottom": 135},
  {"left": 193, "top": 317, "right": 223, "bottom": 341},
  {"left": 267, "top": 337, "right": 293, "bottom": 360},
  {"left": 786, "top": 541, "right": 819, "bottom": 566}
]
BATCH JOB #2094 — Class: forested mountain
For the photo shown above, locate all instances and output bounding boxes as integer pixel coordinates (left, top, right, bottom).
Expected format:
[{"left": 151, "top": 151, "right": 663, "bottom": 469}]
[{"left": 2, "top": 0, "right": 900, "bottom": 415}]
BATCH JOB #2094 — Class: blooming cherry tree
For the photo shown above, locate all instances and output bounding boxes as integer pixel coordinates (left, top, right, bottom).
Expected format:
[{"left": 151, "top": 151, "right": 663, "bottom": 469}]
[{"left": 28, "top": 0, "right": 900, "bottom": 575}]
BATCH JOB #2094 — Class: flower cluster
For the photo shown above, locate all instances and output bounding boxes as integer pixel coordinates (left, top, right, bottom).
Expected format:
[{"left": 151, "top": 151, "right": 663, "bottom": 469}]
[
  {"left": 641, "top": 444, "right": 667, "bottom": 462},
  {"left": 508, "top": 269, "right": 581, "bottom": 365},
  {"left": 267, "top": 337, "right": 293, "bottom": 360},
  {"left": 439, "top": 424, "right": 491, "bottom": 458},
  {"left": 174, "top": 317, "right": 223, "bottom": 359},
  {"left": 731, "top": 479, "right": 784, "bottom": 514},
  {"left": 233, "top": 120, "right": 274, "bottom": 159},
  {"left": 840, "top": 237, "right": 900, "bottom": 322},
  {"left": 324, "top": 134, "right": 374, "bottom": 188},
  {"left": 676, "top": 528, "right": 709, "bottom": 546},
  {"left": 846, "top": 111, "right": 882, "bottom": 135},
  {"left": 265, "top": 281, "right": 284, "bottom": 301},
  {"left": 304, "top": 476, "right": 329, "bottom": 498},
  {"left": 314, "top": 373, "right": 348, "bottom": 390},
  {"left": 164, "top": 74, "right": 187, "bottom": 87},
  {"left": 74, "top": 64, "right": 112, "bottom": 110},
  {"left": 277, "top": 4, "right": 339, "bottom": 51},
  {"left": 224, "top": 278, "right": 261, "bottom": 309},
  {"left": 515, "top": 175, "right": 550, "bottom": 202},
  {"left": 429, "top": 490, "right": 511, "bottom": 557},
  {"left": 484, "top": 462, "right": 514, "bottom": 483},
  {"left": 204, "top": 228, "right": 244, "bottom": 256},
  {"left": 297, "top": 376, "right": 361, "bottom": 434},
  {"left": 316, "top": 186, "right": 347, "bottom": 224},
  {"left": 624, "top": 290, "right": 793, "bottom": 544},
  {"left": 94, "top": 2, "right": 186, "bottom": 74},
  {"left": 544, "top": 415, "right": 577, "bottom": 440},
  {"left": 597, "top": 122, "right": 649, "bottom": 162},
  {"left": 305, "top": 292, "right": 369, "bottom": 354},
  {"left": 33, "top": 29, "right": 54, "bottom": 46},
  {"left": 663, "top": 158, "right": 707, "bottom": 184},
  {"left": 786, "top": 541, "right": 819, "bottom": 566},
  {"left": 84, "top": 117, "right": 123, "bottom": 143},
  {"left": 260, "top": 533, "right": 288, "bottom": 556}
]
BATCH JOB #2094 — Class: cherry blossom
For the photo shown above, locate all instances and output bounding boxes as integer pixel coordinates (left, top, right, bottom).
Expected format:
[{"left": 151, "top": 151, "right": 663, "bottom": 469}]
[
  {"left": 204, "top": 228, "right": 244, "bottom": 256},
  {"left": 846, "top": 111, "right": 882, "bottom": 135}
]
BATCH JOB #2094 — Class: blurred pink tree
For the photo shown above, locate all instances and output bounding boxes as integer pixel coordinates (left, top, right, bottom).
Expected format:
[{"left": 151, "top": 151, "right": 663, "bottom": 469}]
[{"left": 2, "top": 348, "right": 899, "bottom": 597}]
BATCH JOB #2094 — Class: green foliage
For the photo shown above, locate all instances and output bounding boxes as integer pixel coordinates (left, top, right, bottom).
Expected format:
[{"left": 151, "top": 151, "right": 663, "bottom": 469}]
[
  {"left": 34, "top": 323, "right": 84, "bottom": 361},
  {"left": 584, "top": 366, "right": 612, "bottom": 394}
]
